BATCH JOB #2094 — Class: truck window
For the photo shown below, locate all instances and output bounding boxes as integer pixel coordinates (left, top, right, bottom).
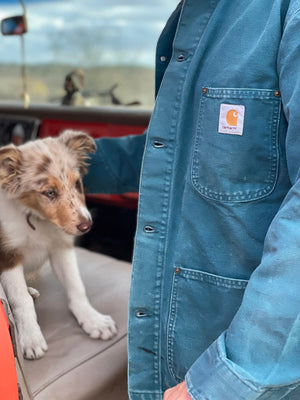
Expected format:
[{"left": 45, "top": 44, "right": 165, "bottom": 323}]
[{"left": 0, "top": 0, "right": 178, "bottom": 109}]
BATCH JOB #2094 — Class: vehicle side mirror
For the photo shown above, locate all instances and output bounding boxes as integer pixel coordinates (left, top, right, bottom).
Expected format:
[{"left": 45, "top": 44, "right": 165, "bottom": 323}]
[{"left": 1, "top": 15, "right": 27, "bottom": 36}]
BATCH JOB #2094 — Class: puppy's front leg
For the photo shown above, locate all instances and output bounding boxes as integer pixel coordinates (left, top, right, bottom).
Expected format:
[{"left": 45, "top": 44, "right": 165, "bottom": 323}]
[
  {"left": 49, "top": 247, "right": 117, "bottom": 340},
  {"left": 0, "top": 266, "right": 48, "bottom": 359}
]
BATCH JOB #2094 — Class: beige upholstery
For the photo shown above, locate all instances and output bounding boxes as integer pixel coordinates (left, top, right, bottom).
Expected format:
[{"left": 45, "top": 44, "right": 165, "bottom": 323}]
[{"left": 4, "top": 247, "right": 132, "bottom": 400}]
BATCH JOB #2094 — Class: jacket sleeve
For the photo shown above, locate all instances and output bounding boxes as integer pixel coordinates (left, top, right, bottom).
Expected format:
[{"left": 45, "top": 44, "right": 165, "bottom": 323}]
[
  {"left": 83, "top": 131, "right": 146, "bottom": 194},
  {"left": 186, "top": 9, "right": 300, "bottom": 400}
]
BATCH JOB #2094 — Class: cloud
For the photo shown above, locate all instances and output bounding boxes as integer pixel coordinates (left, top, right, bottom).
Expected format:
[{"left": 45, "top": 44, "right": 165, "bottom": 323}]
[{"left": 0, "top": 0, "right": 178, "bottom": 66}]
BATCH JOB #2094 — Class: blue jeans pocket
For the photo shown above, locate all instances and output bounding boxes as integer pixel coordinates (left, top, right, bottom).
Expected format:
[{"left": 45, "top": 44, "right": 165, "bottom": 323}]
[
  {"left": 167, "top": 266, "right": 248, "bottom": 382},
  {"left": 192, "top": 88, "right": 281, "bottom": 202}
]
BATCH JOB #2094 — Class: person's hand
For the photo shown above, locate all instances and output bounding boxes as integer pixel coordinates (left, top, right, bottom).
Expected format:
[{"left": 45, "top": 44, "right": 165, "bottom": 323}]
[{"left": 163, "top": 381, "right": 192, "bottom": 400}]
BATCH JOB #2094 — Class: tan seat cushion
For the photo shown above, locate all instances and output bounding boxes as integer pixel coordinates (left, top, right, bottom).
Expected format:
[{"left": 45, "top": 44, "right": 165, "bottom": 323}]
[{"left": 22, "top": 247, "right": 131, "bottom": 400}]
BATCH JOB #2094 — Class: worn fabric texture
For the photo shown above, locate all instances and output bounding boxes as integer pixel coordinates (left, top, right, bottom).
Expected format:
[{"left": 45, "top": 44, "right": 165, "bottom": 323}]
[{"left": 85, "top": 0, "right": 300, "bottom": 398}]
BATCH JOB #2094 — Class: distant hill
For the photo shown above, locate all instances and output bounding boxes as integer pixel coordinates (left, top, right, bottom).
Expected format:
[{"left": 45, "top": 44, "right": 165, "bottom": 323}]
[{"left": 0, "top": 64, "right": 155, "bottom": 108}]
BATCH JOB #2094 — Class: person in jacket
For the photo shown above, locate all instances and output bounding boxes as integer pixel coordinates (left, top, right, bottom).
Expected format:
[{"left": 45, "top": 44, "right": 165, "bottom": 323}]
[{"left": 84, "top": 1, "right": 300, "bottom": 399}]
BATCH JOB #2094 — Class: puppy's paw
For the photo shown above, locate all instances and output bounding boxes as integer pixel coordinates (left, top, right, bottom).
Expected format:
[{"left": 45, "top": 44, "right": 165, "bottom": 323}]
[
  {"left": 83, "top": 312, "right": 118, "bottom": 340},
  {"left": 27, "top": 286, "right": 40, "bottom": 300},
  {"left": 19, "top": 324, "right": 48, "bottom": 360},
  {"left": 71, "top": 303, "right": 117, "bottom": 340}
]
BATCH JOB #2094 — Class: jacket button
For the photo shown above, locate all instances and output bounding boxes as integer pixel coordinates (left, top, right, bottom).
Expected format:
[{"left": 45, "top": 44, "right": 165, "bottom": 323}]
[
  {"left": 174, "top": 267, "right": 181, "bottom": 274},
  {"left": 136, "top": 310, "right": 148, "bottom": 318},
  {"left": 177, "top": 54, "right": 186, "bottom": 62},
  {"left": 144, "top": 225, "right": 155, "bottom": 233},
  {"left": 160, "top": 56, "right": 167, "bottom": 62},
  {"left": 274, "top": 90, "right": 281, "bottom": 97},
  {"left": 202, "top": 87, "right": 208, "bottom": 94},
  {"left": 153, "top": 140, "right": 165, "bottom": 148}
]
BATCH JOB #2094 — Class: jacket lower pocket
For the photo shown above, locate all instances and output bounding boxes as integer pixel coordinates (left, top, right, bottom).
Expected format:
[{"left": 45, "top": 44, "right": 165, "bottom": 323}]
[{"left": 167, "top": 266, "right": 248, "bottom": 382}]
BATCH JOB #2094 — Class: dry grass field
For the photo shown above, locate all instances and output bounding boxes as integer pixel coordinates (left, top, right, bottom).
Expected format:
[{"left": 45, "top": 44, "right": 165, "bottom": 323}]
[{"left": 0, "top": 64, "right": 156, "bottom": 109}]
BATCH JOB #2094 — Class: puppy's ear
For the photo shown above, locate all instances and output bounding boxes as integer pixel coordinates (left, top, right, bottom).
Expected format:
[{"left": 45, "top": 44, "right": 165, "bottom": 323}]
[
  {"left": 0, "top": 145, "right": 22, "bottom": 194},
  {"left": 59, "top": 130, "right": 96, "bottom": 175}
]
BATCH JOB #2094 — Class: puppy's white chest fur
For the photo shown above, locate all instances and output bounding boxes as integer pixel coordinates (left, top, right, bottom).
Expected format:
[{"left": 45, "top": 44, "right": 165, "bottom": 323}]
[{"left": 0, "top": 190, "right": 69, "bottom": 272}]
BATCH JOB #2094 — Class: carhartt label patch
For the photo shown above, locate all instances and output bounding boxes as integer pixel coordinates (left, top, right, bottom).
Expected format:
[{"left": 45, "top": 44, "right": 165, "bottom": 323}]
[{"left": 218, "top": 104, "right": 245, "bottom": 135}]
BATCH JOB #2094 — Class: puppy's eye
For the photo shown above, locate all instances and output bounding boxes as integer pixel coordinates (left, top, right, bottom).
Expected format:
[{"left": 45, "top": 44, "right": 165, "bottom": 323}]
[
  {"left": 43, "top": 190, "right": 57, "bottom": 199},
  {"left": 75, "top": 179, "right": 83, "bottom": 193}
]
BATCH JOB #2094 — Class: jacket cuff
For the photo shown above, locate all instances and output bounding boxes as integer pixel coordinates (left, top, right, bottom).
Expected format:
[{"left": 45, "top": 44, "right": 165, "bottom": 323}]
[{"left": 185, "top": 333, "right": 294, "bottom": 400}]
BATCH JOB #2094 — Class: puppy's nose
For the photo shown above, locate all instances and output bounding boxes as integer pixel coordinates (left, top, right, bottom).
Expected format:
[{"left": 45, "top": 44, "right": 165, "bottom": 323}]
[{"left": 77, "top": 219, "right": 92, "bottom": 233}]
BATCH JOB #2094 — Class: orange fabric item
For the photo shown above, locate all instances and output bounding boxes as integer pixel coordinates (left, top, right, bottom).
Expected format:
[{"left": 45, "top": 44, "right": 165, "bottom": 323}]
[{"left": 0, "top": 302, "right": 18, "bottom": 399}]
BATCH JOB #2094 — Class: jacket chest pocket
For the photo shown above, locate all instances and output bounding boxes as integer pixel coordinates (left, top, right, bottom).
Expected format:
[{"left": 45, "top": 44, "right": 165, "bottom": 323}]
[{"left": 192, "top": 88, "right": 281, "bottom": 202}]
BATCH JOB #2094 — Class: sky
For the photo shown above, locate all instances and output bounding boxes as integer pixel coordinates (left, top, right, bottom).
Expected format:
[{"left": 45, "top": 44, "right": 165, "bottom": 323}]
[{"left": 0, "top": 0, "right": 178, "bottom": 66}]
